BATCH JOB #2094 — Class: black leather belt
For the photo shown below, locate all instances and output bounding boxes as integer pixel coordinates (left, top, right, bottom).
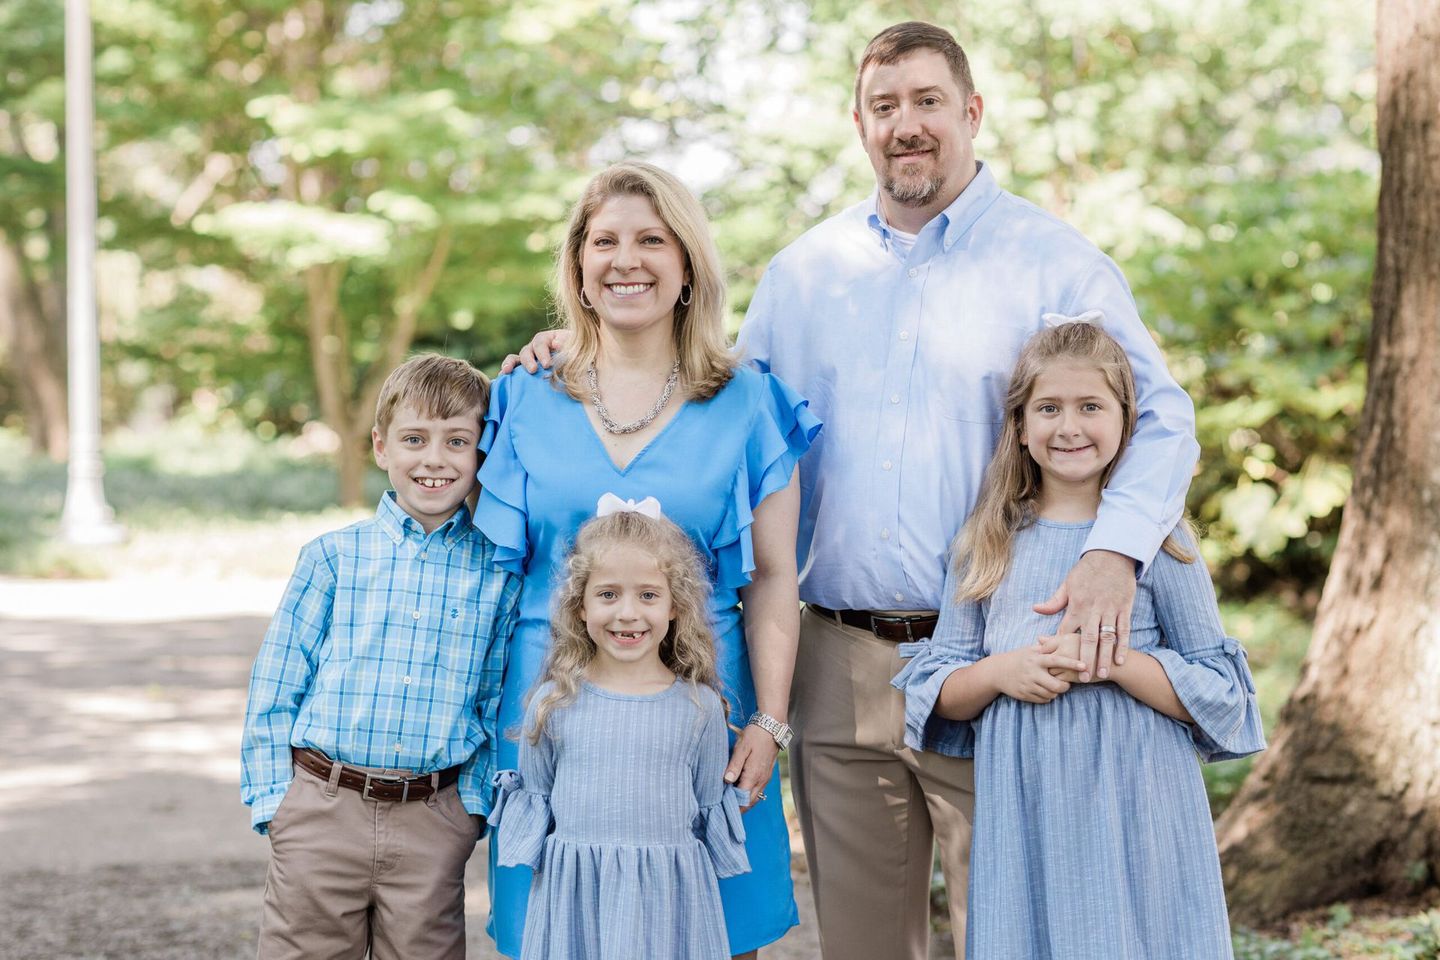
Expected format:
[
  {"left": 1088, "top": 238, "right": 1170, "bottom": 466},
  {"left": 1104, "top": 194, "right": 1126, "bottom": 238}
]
[{"left": 808, "top": 604, "right": 939, "bottom": 642}]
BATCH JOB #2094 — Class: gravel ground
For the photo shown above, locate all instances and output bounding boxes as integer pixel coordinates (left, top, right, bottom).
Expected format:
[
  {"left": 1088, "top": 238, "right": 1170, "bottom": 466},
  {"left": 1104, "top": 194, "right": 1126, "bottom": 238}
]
[{"left": 0, "top": 578, "right": 844, "bottom": 960}]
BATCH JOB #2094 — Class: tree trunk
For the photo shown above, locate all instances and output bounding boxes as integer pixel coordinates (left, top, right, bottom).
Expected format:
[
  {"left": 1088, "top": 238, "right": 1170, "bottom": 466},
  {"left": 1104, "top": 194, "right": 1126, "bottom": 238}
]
[
  {"left": 0, "top": 238, "right": 68, "bottom": 459},
  {"left": 1215, "top": 0, "right": 1440, "bottom": 924}
]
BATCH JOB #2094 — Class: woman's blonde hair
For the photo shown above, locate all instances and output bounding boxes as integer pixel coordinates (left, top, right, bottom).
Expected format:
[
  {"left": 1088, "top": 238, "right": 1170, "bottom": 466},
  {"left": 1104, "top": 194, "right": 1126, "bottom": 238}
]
[
  {"left": 953, "top": 321, "right": 1195, "bottom": 602},
  {"left": 551, "top": 161, "right": 735, "bottom": 402},
  {"left": 526, "top": 509, "right": 726, "bottom": 742}
]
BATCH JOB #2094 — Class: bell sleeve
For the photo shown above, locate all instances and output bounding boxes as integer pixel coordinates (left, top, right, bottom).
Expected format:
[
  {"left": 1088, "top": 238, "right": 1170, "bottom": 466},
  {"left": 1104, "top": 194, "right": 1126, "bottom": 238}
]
[
  {"left": 1144, "top": 530, "right": 1267, "bottom": 763},
  {"left": 891, "top": 562, "right": 984, "bottom": 759},
  {"left": 691, "top": 688, "right": 751, "bottom": 879},
  {"left": 486, "top": 694, "right": 556, "bottom": 871},
  {"left": 475, "top": 370, "right": 531, "bottom": 576}
]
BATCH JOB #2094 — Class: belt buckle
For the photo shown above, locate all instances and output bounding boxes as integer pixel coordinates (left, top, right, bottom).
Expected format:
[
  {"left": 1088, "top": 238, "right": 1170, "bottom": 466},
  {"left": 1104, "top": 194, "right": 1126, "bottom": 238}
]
[
  {"left": 868, "top": 614, "right": 914, "bottom": 641},
  {"left": 363, "top": 772, "right": 410, "bottom": 802}
]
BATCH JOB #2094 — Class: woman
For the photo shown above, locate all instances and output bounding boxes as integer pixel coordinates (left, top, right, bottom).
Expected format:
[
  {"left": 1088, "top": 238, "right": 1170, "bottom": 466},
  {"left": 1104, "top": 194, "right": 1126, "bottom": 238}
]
[{"left": 477, "top": 161, "right": 820, "bottom": 959}]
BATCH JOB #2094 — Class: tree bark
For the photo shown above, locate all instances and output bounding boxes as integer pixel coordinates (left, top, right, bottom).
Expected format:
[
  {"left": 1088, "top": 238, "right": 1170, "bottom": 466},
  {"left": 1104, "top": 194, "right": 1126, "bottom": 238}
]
[
  {"left": 0, "top": 237, "right": 68, "bottom": 459},
  {"left": 1215, "top": 0, "right": 1440, "bottom": 924}
]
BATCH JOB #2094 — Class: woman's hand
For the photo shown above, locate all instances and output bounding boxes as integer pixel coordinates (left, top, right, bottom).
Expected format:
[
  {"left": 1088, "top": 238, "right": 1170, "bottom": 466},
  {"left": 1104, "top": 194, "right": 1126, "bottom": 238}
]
[
  {"left": 499, "top": 329, "right": 570, "bottom": 375},
  {"left": 724, "top": 723, "right": 781, "bottom": 813},
  {"left": 992, "top": 643, "right": 1087, "bottom": 704}
]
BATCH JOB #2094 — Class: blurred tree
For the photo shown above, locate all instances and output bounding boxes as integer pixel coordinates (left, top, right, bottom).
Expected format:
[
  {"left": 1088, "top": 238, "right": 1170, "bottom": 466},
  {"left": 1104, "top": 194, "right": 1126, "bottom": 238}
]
[
  {"left": 1216, "top": 0, "right": 1440, "bottom": 921},
  {"left": 0, "top": 0, "right": 69, "bottom": 458}
]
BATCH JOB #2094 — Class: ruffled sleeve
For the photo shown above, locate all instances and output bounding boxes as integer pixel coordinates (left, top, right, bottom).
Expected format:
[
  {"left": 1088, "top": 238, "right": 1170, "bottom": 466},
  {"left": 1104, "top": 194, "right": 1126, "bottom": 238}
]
[
  {"left": 486, "top": 769, "right": 552, "bottom": 870},
  {"left": 1145, "top": 530, "right": 1266, "bottom": 763},
  {"left": 475, "top": 371, "right": 531, "bottom": 575},
  {"left": 889, "top": 562, "right": 984, "bottom": 758},
  {"left": 712, "top": 370, "right": 822, "bottom": 589},
  {"left": 1148, "top": 639, "right": 1266, "bottom": 762},
  {"left": 690, "top": 686, "right": 751, "bottom": 878},
  {"left": 696, "top": 784, "right": 751, "bottom": 879}
]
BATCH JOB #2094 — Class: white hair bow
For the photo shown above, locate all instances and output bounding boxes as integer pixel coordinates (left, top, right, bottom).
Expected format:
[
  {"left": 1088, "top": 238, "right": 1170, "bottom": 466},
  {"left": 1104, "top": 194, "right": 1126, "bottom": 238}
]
[
  {"left": 596, "top": 492, "right": 663, "bottom": 520},
  {"left": 1041, "top": 309, "right": 1106, "bottom": 328}
]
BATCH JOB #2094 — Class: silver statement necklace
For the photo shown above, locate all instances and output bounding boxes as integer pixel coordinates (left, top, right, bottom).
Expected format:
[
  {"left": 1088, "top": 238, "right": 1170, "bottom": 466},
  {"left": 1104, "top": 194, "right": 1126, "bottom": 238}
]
[{"left": 587, "top": 361, "right": 681, "bottom": 435}]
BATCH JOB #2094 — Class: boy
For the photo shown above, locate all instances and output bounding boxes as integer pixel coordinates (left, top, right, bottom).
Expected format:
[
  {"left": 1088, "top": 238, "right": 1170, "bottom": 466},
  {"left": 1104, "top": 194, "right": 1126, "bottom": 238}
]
[{"left": 241, "top": 354, "right": 519, "bottom": 959}]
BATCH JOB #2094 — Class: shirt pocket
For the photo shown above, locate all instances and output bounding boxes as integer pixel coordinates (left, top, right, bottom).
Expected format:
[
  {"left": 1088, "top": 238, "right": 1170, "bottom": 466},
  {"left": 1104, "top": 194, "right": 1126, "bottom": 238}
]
[{"left": 437, "top": 601, "right": 485, "bottom": 678}]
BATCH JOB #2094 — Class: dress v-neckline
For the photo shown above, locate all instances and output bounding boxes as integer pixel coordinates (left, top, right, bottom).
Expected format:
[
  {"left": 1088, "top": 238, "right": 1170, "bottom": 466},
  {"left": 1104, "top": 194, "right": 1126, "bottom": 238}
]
[{"left": 577, "top": 396, "right": 691, "bottom": 475}]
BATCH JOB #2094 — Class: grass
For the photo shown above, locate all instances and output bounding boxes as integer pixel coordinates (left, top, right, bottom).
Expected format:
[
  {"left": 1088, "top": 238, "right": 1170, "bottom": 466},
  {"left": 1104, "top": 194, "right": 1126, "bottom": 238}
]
[{"left": 0, "top": 423, "right": 382, "bottom": 579}]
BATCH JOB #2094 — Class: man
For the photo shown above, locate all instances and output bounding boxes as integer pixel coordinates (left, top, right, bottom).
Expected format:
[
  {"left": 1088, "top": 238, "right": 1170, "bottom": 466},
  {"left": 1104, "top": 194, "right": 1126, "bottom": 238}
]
[
  {"left": 506, "top": 21, "right": 1197, "bottom": 959},
  {"left": 735, "top": 21, "right": 1197, "bottom": 960}
]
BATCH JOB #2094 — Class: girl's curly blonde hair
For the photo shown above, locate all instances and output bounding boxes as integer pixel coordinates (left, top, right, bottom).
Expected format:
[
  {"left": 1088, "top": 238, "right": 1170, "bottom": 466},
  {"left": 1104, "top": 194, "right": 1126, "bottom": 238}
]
[{"left": 526, "top": 510, "right": 726, "bottom": 742}]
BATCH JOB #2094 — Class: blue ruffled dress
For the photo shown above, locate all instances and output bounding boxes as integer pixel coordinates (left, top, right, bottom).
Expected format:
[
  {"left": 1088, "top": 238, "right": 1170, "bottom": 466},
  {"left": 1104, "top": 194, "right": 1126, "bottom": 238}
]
[
  {"left": 489, "top": 680, "right": 751, "bottom": 960},
  {"left": 477, "top": 364, "right": 819, "bottom": 957},
  {"left": 894, "top": 520, "right": 1266, "bottom": 960}
]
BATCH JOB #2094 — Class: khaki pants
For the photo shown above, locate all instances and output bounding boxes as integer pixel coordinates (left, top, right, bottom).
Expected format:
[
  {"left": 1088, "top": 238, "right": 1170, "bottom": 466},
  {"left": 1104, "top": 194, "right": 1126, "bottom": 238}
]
[
  {"left": 790, "top": 607, "right": 975, "bottom": 960},
  {"left": 258, "top": 759, "right": 480, "bottom": 960}
]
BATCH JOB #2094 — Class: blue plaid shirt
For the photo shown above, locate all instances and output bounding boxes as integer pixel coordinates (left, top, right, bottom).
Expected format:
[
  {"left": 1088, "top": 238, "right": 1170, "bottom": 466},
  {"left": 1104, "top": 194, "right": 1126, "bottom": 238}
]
[{"left": 240, "top": 493, "right": 521, "bottom": 834}]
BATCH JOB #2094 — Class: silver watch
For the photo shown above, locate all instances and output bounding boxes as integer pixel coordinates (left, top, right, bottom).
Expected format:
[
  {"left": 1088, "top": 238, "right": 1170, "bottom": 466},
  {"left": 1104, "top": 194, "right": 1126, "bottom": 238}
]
[{"left": 747, "top": 711, "right": 793, "bottom": 751}]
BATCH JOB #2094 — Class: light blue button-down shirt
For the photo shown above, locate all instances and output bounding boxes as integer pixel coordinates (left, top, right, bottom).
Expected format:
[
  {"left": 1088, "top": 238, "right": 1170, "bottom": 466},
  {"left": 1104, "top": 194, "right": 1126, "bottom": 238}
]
[
  {"left": 240, "top": 493, "right": 521, "bottom": 833},
  {"left": 738, "top": 163, "right": 1199, "bottom": 611}
]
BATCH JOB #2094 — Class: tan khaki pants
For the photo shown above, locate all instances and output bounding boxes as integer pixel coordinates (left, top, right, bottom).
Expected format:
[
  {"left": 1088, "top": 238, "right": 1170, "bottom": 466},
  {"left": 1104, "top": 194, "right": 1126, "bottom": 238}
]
[
  {"left": 258, "top": 759, "right": 480, "bottom": 960},
  {"left": 790, "top": 607, "right": 975, "bottom": 960}
]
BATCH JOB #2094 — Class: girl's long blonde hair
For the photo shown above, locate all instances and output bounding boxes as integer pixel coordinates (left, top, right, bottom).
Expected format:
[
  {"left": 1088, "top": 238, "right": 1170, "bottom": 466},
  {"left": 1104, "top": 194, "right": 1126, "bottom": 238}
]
[
  {"left": 953, "top": 321, "right": 1194, "bottom": 602},
  {"left": 527, "top": 510, "right": 726, "bottom": 742},
  {"left": 551, "top": 161, "right": 736, "bottom": 402}
]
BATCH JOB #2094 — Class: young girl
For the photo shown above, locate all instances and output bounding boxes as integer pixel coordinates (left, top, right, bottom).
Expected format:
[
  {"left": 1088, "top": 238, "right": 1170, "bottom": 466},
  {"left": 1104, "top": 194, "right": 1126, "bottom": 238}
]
[
  {"left": 894, "top": 317, "right": 1266, "bottom": 959},
  {"left": 487, "top": 498, "right": 751, "bottom": 960}
]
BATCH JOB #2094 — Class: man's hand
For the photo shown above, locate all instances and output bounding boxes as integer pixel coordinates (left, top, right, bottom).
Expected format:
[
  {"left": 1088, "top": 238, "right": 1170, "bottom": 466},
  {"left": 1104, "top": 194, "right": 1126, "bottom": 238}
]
[
  {"left": 1032, "top": 549, "right": 1137, "bottom": 682},
  {"left": 992, "top": 644, "right": 1087, "bottom": 704},
  {"left": 498, "top": 329, "right": 570, "bottom": 375},
  {"left": 724, "top": 723, "right": 780, "bottom": 813}
]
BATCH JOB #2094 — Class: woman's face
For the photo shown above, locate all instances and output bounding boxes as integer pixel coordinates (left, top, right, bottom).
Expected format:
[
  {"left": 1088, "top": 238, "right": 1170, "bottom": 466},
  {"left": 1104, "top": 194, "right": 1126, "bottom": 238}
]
[{"left": 580, "top": 194, "right": 688, "bottom": 339}]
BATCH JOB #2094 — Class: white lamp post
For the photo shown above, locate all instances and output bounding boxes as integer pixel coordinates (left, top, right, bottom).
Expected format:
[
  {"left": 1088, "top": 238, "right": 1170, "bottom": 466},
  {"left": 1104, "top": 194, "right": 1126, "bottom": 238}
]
[{"left": 59, "top": 0, "right": 124, "bottom": 545}]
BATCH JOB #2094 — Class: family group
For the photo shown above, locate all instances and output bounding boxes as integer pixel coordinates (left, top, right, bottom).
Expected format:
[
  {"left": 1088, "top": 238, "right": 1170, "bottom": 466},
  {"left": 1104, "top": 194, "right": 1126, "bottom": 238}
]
[{"left": 239, "top": 20, "right": 1265, "bottom": 960}]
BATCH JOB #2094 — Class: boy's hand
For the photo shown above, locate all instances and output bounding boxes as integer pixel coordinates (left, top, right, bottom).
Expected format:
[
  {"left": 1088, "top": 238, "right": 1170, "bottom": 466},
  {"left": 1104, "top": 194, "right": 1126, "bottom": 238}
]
[
  {"left": 992, "top": 644, "right": 1087, "bottom": 704},
  {"left": 499, "top": 330, "right": 569, "bottom": 375},
  {"left": 1038, "top": 631, "right": 1086, "bottom": 684}
]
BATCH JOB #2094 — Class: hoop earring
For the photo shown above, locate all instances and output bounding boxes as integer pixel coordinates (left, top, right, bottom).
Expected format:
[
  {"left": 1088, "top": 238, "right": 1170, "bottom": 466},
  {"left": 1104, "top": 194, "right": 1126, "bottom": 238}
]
[
  {"left": 679, "top": 283, "right": 692, "bottom": 307},
  {"left": 579, "top": 288, "right": 594, "bottom": 310}
]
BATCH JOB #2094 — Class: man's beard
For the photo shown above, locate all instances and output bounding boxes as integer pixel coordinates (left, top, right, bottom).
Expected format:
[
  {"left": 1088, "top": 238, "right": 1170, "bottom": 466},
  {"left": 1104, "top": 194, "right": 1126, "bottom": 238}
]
[{"left": 883, "top": 137, "right": 944, "bottom": 207}]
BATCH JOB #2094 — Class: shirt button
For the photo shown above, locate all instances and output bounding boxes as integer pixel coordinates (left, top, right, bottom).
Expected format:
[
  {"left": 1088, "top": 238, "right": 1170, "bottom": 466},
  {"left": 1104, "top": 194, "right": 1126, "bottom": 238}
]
[
  {"left": 412, "top": 610, "right": 421, "bottom": 620},
  {"left": 890, "top": 394, "right": 900, "bottom": 404},
  {"left": 894, "top": 592, "right": 904, "bottom": 603},
  {"left": 418, "top": 551, "right": 427, "bottom": 560},
  {"left": 402, "top": 676, "right": 412, "bottom": 685},
  {"left": 394, "top": 743, "right": 403, "bottom": 753},
  {"left": 882, "top": 460, "right": 893, "bottom": 471},
  {"left": 899, "top": 331, "right": 910, "bottom": 341},
  {"left": 880, "top": 528, "right": 891, "bottom": 540},
  {"left": 907, "top": 268, "right": 918, "bottom": 278}
]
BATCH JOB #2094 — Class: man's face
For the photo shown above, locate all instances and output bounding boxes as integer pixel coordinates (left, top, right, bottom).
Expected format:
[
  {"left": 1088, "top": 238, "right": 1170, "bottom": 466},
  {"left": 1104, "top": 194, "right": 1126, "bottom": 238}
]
[{"left": 853, "top": 49, "right": 983, "bottom": 213}]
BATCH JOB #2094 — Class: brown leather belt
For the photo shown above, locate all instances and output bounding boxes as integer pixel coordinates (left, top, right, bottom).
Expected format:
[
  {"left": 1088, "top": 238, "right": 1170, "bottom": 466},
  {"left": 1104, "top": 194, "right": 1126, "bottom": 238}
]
[
  {"left": 292, "top": 747, "right": 459, "bottom": 802},
  {"left": 808, "top": 604, "right": 939, "bottom": 642}
]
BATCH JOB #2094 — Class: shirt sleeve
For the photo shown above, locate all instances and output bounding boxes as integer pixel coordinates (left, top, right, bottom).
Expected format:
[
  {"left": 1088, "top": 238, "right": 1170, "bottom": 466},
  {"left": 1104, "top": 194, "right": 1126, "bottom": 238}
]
[
  {"left": 890, "top": 561, "right": 985, "bottom": 758},
  {"left": 240, "top": 539, "right": 335, "bottom": 834},
  {"left": 1062, "top": 255, "right": 1200, "bottom": 576},
  {"left": 475, "top": 370, "right": 530, "bottom": 576},
  {"left": 457, "top": 561, "right": 523, "bottom": 823}
]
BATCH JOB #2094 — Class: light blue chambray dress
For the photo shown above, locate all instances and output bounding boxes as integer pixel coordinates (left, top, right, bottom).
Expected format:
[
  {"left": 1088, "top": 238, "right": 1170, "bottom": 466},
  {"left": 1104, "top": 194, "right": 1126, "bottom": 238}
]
[
  {"left": 476, "top": 364, "right": 818, "bottom": 957},
  {"left": 489, "top": 680, "right": 750, "bottom": 960},
  {"left": 894, "top": 520, "right": 1266, "bottom": 960}
]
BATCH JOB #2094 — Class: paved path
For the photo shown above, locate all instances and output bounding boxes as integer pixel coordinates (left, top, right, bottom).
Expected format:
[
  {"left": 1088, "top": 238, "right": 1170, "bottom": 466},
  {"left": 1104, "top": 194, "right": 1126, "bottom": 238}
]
[{"left": 0, "top": 578, "right": 840, "bottom": 960}]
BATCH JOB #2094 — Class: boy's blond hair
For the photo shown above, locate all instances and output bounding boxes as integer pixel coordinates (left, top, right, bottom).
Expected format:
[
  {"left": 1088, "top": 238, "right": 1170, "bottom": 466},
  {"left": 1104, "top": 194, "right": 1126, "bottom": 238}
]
[{"left": 374, "top": 354, "right": 490, "bottom": 433}]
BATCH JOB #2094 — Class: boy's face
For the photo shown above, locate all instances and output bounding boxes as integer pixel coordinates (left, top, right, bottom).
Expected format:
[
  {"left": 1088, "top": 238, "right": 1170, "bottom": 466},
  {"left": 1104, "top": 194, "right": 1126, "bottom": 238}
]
[{"left": 372, "top": 402, "right": 481, "bottom": 534}]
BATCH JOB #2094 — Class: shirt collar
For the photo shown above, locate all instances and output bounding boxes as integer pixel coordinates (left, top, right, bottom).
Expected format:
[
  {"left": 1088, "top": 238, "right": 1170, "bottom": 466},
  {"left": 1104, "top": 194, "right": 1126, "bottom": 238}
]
[
  {"left": 375, "top": 491, "right": 474, "bottom": 548},
  {"left": 864, "top": 161, "right": 1000, "bottom": 253}
]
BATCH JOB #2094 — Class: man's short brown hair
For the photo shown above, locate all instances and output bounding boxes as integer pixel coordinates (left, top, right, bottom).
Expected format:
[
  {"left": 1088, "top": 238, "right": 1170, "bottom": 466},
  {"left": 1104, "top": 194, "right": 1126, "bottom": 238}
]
[
  {"left": 374, "top": 354, "right": 489, "bottom": 434},
  {"left": 854, "top": 21, "right": 975, "bottom": 114}
]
